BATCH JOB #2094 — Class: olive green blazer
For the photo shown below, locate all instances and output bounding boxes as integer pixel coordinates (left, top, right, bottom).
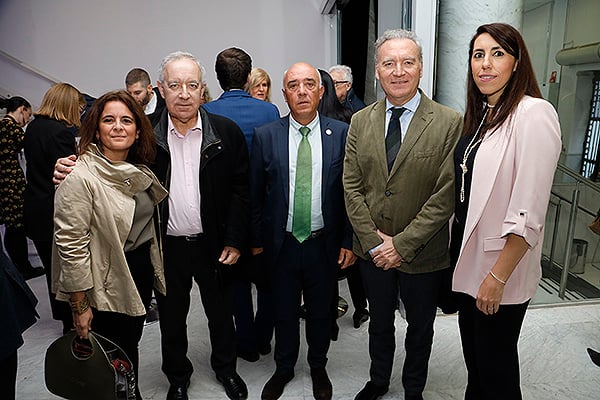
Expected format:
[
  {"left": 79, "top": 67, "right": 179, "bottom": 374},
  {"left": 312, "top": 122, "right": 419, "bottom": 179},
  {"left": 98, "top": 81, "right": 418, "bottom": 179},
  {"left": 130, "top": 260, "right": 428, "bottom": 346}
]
[{"left": 343, "top": 91, "right": 462, "bottom": 273}]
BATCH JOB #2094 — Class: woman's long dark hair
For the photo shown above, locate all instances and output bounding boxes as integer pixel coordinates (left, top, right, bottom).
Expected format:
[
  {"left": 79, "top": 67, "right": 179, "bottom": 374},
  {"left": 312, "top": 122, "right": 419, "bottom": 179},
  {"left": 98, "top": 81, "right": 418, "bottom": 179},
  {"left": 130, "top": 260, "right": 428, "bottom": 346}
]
[
  {"left": 463, "top": 23, "right": 542, "bottom": 136},
  {"left": 318, "top": 69, "right": 353, "bottom": 124}
]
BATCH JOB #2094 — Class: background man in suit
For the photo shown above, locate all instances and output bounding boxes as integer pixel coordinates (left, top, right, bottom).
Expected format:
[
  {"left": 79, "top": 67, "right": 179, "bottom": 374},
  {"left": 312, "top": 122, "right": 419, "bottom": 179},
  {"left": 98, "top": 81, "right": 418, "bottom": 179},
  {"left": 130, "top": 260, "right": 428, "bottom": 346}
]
[
  {"left": 328, "top": 64, "right": 366, "bottom": 113},
  {"left": 250, "top": 62, "right": 355, "bottom": 400},
  {"left": 343, "top": 29, "right": 462, "bottom": 400},
  {"left": 202, "top": 47, "right": 280, "bottom": 363},
  {"left": 125, "top": 67, "right": 166, "bottom": 127}
]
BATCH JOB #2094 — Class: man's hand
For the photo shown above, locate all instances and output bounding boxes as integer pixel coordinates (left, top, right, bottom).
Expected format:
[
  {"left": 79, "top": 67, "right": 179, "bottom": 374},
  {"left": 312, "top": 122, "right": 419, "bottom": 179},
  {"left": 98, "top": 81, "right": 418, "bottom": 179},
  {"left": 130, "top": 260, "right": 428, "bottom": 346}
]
[
  {"left": 219, "top": 246, "right": 241, "bottom": 265},
  {"left": 371, "top": 229, "right": 403, "bottom": 270},
  {"left": 53, "top": 154, "right": 77, "bottom": 184},
  {"left": 251, "top": 247, "right": 264, "bottom": 256},
  {"left": 338, "top": 248, "right": 357, "bottom": 269}
]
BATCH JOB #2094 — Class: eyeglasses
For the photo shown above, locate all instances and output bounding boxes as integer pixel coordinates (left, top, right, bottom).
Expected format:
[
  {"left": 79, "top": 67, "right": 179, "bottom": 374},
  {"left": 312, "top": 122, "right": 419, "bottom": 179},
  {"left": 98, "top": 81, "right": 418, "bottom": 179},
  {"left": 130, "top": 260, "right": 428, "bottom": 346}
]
[{"left": 334, "top": 80, "right": 349, "bottom": 87}]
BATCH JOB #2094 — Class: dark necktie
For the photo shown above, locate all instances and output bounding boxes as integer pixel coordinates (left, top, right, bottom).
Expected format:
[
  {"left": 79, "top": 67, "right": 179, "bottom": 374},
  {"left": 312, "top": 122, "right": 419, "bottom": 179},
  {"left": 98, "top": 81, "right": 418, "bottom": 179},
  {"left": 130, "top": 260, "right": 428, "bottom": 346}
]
[
  {"left": 385, "top": 107, "right": 406, "bottom": 172},
  {"left": 292, "top": 126, "right": 312, "bottom": 243}
]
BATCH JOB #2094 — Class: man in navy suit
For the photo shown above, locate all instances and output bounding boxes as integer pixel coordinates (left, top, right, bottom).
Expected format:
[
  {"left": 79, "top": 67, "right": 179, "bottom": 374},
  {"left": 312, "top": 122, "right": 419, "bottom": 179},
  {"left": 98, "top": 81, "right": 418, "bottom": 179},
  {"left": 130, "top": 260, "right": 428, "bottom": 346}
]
[
  {"left": 250, "top": 62, "right": 356, "bottom": 400},
  {"left": 202, "top": 47, "right": 280, "bottom": 363}
]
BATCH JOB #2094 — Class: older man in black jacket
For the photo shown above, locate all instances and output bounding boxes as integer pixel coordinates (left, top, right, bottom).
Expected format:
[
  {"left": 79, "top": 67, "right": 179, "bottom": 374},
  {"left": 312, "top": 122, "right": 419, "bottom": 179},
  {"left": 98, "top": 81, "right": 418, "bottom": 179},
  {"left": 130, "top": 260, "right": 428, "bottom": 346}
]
[{"left": 153, "top": 51, "right": 250, "bottom": 400}]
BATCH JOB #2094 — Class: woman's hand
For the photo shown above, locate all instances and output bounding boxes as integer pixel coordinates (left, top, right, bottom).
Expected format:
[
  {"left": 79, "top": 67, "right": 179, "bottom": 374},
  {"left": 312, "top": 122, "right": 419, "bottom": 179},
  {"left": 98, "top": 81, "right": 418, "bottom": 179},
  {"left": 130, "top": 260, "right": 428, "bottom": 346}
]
[
  {"left": 73, "top": 307, "right": 93, "bottom": 339},
  {"left": 476, "top": 273, "right": 504, "bottom": 315}
]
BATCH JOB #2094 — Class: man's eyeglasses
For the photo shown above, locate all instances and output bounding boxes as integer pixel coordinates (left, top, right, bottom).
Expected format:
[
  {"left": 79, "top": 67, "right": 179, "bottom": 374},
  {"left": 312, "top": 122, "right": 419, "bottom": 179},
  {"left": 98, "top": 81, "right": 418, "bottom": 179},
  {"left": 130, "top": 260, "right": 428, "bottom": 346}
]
[{"left": 334, "top": 80, "right": 349, "bottom": 87}]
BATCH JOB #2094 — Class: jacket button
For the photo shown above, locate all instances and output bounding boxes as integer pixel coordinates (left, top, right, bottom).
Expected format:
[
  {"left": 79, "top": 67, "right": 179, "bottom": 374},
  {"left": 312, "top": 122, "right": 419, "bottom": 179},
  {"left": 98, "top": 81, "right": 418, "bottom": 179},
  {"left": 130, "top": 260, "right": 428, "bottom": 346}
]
[{"left": 385, "top": 190, "right": 392, "bottom": 197}]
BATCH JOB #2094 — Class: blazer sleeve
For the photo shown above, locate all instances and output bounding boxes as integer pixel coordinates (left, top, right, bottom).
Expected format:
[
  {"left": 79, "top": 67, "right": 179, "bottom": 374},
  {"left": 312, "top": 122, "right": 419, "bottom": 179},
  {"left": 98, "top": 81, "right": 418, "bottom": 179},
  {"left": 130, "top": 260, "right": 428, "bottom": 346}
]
[
  {"left": 249, "top": 127, "right": 266, "bottom": 248},
  {"left": 501, "top": 100, "right": 561, "bottom": 247}
]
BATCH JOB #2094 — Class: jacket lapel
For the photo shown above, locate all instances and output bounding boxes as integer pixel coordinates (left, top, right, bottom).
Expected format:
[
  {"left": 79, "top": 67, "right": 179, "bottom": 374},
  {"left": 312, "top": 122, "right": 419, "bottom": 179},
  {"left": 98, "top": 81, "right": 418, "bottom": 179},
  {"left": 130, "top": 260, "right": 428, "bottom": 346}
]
[
  {"left": 462, "top": 129, "right": 509, "bottom": 245},
  {"left": 277, "top": 116, "right": 291, "bottom": 208},
  {"left": 369, "top": 100, "right": 389, "bottom": 178},
  {"left": 320, "top": 117, "right": 333, "bottom": 204},
  {"left": 389, "top": 95, "right": 434, "bottom": 176}
]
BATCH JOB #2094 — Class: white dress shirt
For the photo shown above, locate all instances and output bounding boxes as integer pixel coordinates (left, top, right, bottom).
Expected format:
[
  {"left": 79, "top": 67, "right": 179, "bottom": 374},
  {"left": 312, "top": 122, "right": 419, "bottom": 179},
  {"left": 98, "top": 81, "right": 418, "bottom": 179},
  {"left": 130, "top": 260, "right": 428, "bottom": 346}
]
[{"left": 286, "top": 114, "right": 324, "bottom": 232}]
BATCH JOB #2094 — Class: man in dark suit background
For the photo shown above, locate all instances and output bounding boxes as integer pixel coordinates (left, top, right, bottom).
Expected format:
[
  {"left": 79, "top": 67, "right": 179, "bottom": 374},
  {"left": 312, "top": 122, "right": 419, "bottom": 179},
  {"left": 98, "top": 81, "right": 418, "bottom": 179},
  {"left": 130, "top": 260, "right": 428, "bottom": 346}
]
[
  {"left": 250, "top": 62, "right": 355, "bottom": 400},
  {"left": 343, "top": 29, "right": 462, "bottom": 400},
  {"left": 202, "top": 47, "right": 280, "bottom": 363}
]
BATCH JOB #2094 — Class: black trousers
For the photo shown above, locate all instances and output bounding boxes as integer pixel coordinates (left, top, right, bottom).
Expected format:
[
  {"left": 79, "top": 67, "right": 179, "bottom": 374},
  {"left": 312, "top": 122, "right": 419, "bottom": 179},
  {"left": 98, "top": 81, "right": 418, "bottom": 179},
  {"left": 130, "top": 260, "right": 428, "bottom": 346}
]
[
  {"left": 457, "top": 293, "right": 528, "bottom": 400},
  {"left": 2, "top": 226, "right": 31, "bottom": 273},
  {"left": 233, "top": 276, "right": 274, "bottom": 354},
  {"left": 360, "top": 259, "right": 444, "bottom": 396},
  {"left": 346, "top": 262, "right": 368, "bottom": 312},
  {"left": 32, "top": 239, "right": 72, "bottom": 330},
  {"left": 272, "top": 234, "right": 337, "bottom": 374},
  {"left": 0, "top": 351, "right": 17, "bottom": 400},
  {"left": 91, "top": 242, "right": 154, "bottom": 400},
  {"left": 156, "top": 235, "right": 237, "bottom": 386}
]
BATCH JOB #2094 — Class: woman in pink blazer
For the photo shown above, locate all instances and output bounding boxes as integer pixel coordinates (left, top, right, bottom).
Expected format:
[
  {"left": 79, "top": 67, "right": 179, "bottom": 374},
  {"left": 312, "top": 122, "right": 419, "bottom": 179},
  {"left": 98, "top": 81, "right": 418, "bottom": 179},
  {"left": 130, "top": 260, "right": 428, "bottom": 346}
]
[{"left": 450, "top": 23, "right": 561, "bottom": 400}]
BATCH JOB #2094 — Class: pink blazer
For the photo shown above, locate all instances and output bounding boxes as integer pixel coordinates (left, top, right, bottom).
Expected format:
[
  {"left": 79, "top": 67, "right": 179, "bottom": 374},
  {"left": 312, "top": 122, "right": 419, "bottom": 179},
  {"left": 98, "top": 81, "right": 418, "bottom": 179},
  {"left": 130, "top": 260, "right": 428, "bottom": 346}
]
[{"left": 452, "top": 96, "right": 562, "bottom": 304}]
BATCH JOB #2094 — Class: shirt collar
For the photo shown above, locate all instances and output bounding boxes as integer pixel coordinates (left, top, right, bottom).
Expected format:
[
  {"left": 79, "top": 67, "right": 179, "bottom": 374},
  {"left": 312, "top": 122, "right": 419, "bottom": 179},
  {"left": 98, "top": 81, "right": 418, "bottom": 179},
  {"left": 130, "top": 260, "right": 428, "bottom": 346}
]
[
  {"left": 386, "top": 90, "right": 421, "bottom": 114},
  {"left": 289, "top": 113, "right": 320, "bottom": 135},
  {"left": 167, "top": 111, "right": 202, "bottom": 138}
]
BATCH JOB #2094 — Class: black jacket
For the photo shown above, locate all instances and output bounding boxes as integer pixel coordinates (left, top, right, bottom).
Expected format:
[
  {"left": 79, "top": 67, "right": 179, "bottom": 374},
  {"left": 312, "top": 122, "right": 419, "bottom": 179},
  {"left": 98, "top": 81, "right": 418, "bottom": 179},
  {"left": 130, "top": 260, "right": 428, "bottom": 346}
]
[
  {"left": 152, "top": 107, "right": 250, "bottom": 269},
  {"left": 24, "top": 115, "right": 77, "bottom": 242}
]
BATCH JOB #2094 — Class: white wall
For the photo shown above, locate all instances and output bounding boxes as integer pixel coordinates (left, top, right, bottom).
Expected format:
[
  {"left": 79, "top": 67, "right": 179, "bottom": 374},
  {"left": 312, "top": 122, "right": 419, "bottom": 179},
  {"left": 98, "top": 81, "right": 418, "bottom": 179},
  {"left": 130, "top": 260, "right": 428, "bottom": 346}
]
[{"left": 0, "top": 0, "right": 337, "bottom": 112}]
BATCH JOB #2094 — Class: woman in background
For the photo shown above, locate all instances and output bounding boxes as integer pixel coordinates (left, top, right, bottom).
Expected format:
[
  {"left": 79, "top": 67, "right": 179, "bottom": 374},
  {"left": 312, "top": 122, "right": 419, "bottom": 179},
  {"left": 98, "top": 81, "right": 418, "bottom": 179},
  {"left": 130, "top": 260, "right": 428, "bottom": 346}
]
[
  {"left": 450, "top": 23, "right": 561, "bottom": 399},
  {"left": 24, "top": 82, "right": 84, "bottom": 334},
  {"left": 53, "top": 90, "right": 167, "bottom": 399},
  {"left": 0, "top": 96, "right": 43, "bottom": 280},
  {"left": 248, "top": 67, "right": 273, "bottom": 102}
]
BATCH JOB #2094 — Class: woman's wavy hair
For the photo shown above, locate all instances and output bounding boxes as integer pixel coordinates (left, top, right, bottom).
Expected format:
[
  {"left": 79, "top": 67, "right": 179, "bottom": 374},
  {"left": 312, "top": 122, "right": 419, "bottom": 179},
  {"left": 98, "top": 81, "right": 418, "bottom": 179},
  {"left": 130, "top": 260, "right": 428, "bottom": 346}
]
[
  {"left": 78, "top": 90, "right": 156, "bottom": 164},
  {"left": 463, "top": 22, "right": 542, "bottom": 136}
]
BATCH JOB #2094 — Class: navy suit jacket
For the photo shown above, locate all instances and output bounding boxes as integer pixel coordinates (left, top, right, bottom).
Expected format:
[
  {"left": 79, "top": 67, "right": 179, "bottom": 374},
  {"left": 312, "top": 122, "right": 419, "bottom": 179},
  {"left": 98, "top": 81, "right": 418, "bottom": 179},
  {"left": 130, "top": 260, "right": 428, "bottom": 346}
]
[
  {"left": 202, "top": 90, "right": 280, "bottom": 153},
  {"left": 249, "top": 114, "right": 352, "bottom": 268}
]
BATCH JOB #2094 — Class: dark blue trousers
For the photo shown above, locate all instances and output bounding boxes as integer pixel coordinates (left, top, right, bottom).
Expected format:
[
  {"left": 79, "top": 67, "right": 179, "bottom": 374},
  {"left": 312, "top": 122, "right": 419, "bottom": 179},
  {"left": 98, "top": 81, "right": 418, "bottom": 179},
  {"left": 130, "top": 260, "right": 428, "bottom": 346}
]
[
  {"left": 271, "top": 234, "right": 337, "bottom": 374},
  {"left": 360, "top": 259, "right": 444, "bottom": 397}
]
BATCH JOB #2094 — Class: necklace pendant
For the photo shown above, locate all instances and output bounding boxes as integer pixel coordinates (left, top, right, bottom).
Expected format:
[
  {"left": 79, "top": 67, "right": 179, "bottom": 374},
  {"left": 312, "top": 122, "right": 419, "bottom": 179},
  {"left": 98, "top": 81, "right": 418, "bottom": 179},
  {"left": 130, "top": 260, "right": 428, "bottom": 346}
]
[{"left": 460, "top": 163, "right": 468, "bottom": 174}]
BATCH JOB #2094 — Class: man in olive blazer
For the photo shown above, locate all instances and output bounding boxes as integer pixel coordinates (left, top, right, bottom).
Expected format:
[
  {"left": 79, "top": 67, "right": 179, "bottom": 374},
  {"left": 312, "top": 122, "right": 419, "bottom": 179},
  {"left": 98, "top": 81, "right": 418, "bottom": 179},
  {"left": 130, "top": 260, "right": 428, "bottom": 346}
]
[{"left": 343, "top": 29, "right": 462, "bottom": 400}]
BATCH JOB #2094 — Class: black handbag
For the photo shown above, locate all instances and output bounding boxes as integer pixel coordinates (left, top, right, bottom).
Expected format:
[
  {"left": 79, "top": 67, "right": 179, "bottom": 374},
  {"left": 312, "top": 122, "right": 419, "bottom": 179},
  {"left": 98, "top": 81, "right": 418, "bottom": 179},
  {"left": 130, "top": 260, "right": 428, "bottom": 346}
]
[{"left": 44, "top": 331, "right": 136, "bottom": 400}]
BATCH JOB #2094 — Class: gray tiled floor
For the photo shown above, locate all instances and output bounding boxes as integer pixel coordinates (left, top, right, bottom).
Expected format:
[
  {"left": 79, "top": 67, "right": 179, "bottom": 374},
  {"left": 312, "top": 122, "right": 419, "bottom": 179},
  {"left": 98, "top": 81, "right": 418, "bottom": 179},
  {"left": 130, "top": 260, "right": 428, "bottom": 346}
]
[{"left": 15, "top": 268, "right": 600, "bottom": 400}]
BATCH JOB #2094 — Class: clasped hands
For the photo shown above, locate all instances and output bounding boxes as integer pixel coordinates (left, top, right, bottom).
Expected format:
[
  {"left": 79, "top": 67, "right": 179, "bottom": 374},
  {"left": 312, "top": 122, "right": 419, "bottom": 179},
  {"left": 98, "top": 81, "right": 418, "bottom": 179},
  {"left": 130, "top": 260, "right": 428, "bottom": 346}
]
[{"left": 372, "top": 229, "right": 403, "bottom": 270}]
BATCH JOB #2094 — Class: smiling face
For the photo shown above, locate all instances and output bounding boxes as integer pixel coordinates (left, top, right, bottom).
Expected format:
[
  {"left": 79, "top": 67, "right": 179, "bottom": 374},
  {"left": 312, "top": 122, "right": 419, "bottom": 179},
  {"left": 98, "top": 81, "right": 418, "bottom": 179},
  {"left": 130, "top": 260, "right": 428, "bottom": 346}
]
[
  {"left": 471, "top": 32, "right": 518, "bottom": 106},
  {"left": 282, "top": 62, "right": 324, "bottom": 125},
  {"left": 157, "top": 57, "right": 204, "bottom": 127},
  {"left": 375, "top": 38, "right": 423, "bottom": 107},
  {"left": 250, "top": 79, "right": 269, "bottom": 101},
  {"left": 96, "top": 100, "right": 138, "bottom": 161}
]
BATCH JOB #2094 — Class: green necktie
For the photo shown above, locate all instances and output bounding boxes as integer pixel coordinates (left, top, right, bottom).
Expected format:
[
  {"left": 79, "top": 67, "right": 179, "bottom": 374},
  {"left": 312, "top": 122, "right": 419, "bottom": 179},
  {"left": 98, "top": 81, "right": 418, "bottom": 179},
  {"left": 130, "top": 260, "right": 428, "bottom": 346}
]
[{"left": 292, "top": 126, "right": 312, "bottom": 243}]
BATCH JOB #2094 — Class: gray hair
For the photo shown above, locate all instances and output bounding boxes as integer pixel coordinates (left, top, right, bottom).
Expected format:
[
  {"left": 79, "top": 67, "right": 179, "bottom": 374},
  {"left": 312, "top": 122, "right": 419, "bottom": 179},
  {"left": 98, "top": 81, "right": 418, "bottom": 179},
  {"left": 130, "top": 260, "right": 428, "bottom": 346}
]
[
  {"left": 158, "top": 51, "right": 206, "bottom": 84},
  {"left": 328, "top": 64, "right": 353, "bottom": 84},
  {"left": 374, "top": 29, "right": 423, "bottom": 64}
]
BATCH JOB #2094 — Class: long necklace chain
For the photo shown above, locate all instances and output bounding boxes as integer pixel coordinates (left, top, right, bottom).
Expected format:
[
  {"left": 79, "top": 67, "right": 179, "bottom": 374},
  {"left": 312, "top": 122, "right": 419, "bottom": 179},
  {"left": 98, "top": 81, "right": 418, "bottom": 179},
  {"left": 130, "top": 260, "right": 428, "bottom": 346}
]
[{"left": 459, "top": 107, "right": 490, "bottom": 203}]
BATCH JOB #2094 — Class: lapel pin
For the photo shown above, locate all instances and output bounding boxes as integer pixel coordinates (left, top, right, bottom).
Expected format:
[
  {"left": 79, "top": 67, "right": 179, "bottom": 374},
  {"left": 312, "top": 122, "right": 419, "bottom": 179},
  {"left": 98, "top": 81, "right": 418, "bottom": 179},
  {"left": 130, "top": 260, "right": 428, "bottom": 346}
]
[{"left": 325, "top": 129, "right": 332, "bottom": 136}]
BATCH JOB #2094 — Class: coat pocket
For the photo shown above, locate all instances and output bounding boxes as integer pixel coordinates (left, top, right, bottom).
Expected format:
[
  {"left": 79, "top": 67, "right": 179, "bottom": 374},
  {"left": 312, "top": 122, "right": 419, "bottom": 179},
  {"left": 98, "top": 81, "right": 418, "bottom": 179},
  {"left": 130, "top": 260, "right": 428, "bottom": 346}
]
[{"left": 483, "top": 236, "right": 506, "bottom": 252}]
